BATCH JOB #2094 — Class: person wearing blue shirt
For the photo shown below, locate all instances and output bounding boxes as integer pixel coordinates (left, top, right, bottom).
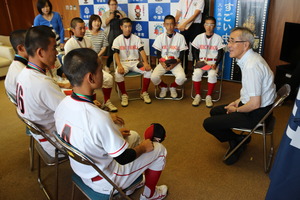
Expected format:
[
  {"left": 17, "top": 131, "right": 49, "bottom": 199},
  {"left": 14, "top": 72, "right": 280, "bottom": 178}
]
[{"left": 34, "top": 0, "right": 65, "bottom": 50}]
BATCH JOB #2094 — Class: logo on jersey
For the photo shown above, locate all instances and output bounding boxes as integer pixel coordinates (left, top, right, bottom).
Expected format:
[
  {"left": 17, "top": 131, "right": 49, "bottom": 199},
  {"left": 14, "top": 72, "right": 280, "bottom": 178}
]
[
  {"left": 154, "top": 24, "right": 164, "bottom": 35},
  {"left": 62, "top": 124, "right": 72, "bottom": 143}
]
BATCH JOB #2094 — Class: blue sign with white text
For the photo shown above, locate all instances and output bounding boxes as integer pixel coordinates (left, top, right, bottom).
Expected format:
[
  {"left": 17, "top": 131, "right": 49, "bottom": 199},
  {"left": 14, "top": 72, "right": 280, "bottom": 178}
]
[
  {"left": 132, "top": 21, "right": 149, "bottom": 38},
  {"left": 214, "top": 0, "right": 237, "bottom": 80},
  {"left": 94, "top": 0, "right": 107, "bottom": 4},
  {"left": 80, "top": 5, "right": 95, "bottom": 20},
  {"left": 148, "top": 3, "right": 169, "bottom": 21},
  {"left": 128, "top": 0, "right": 148, "bottom": 3}
]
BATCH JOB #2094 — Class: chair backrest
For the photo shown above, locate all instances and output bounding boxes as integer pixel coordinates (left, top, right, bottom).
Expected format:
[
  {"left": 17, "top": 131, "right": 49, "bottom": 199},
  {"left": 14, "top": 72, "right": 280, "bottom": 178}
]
[
  {"left": 52, "top": 131, "right": 130, "bottom": 200},
  {"left": 255, "top": 84, "right": 291, "bottom": 127},
  {"left": 6, "top": 90, "right": 17, "bottom": 106},
  {"left": 16, "top": 110, "right": 64, "bottom": 152}
]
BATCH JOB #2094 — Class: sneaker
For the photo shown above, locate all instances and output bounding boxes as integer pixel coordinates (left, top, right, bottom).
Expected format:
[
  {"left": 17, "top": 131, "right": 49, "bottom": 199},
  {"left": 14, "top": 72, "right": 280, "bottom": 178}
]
[
  {"left": 205, "top": 95, "right": 213, "bottom": 108},
  {"left": 140, "top": 92, "right": 152, "bottom": 104},
  {"left": 140, "top": 185, "right": 168, "bottom": 200},
  {"left": 126, "top": 175, "right": 145, "bottom": 195},
  {"left": 121, "top": 94, "right": 129, "bottom": 107},
  {"left": 192, "top": 94, "right": 201, "bottom": 107},
  {"left": 104, "top": 66, "right": 110, "bottom": 73},
  {"left": 169, "top": 87, "right": 177, "bottom": 98},
  {"left": 105, "top": 100, "right": 118, "bottom": 112},
  {"left": 159, "top": 87, "right": 168, "bottom": 98}
]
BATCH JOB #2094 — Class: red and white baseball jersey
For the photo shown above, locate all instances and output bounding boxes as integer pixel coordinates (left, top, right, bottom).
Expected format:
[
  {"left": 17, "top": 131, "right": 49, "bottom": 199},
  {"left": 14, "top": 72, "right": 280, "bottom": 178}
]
[
  {"left": 16, "top": 63, "right": 65, "bottom": 157},
  {"left": 16, "top": 63, "right": 65, "bottom": 135},
  {"left": 55, "top": 95, "right": 127, "bottom": 179},
  {"left": 152, "top": 32, "right": 188, "bottom": 59},
  {"left": 55, "top": 94, "right": 167, "bottom": 194},
  {"left": 112, "top": 34, "right": 143, "bottom": 61},
  {"left": 192, "top": 33, "right": 225, "bottom": 65},
  {"left": 64, "top": 36, "right": 113, "bottom": 89},
  {"left": 4, "top": 55, "right": 27, "bottom": 97},
  {"left": 64, "top": 36, "right": 93, "bottom": 55}
]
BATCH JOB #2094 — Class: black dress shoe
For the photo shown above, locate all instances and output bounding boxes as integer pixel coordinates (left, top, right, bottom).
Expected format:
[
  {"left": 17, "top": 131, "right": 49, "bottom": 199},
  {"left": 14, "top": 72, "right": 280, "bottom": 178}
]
[{"left": 224, "top": 135, "right": 251, "bottom": 165}]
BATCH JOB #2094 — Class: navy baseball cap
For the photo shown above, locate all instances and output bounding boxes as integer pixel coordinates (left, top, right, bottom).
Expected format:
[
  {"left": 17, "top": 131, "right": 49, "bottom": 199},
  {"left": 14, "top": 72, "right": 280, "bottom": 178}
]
[{"left": 144, "top": 123, "right": 166, "bottom": 143}]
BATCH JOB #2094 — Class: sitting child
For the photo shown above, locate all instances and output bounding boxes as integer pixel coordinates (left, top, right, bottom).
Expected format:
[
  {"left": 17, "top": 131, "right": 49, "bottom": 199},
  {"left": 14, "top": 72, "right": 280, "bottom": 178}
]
[
  {"left": 65, "top": 17, "right": 117, "bottom": 112},
  {"left": 151, "top": 15, "right": 188, "bottom": 99},
  {"left": 112, "top": 17, "right": 152, "bottom": 107},
  {"left": 4, "top": 29, "right": 28, "bottom": 99},
  {"left": 191, "top": 16, "right": 225, "bottom": 107},
  {"left": 55, "top": 48, "right": 168, "bottom": 199}
]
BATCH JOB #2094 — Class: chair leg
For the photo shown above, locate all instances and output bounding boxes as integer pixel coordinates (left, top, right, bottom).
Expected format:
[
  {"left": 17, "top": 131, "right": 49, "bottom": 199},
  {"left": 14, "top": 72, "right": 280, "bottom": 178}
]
[
  {"left": 37, "top": 154, "right": 51, "bottom": 200},
  {"left": 71, "top": 183, "right": 76, "bottom": 200},
  {"left": 55, "top": 149, "right": 59, "bottom": 200},
  {"left": 263, "top": 132, "right": 274, "bottom": 173},
  {"left": 29, "top": 136, "right": 34, "bottom": 171}
]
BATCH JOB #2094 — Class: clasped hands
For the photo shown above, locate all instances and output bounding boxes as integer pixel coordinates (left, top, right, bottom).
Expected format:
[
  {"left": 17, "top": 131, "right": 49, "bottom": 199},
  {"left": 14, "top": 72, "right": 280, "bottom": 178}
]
[{"left": 224, "top": 101, "right": 238, "bottom": 114}]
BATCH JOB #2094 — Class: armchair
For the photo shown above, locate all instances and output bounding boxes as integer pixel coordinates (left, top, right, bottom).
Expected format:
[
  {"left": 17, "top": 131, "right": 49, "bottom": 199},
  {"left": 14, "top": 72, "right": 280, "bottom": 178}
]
[{"left": 0, "top": 35, "right": 15, "bottom": 77}]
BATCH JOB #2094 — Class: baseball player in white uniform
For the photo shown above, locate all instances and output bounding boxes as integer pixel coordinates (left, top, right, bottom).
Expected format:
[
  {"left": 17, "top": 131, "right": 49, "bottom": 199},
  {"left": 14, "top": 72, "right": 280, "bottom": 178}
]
[
  {"left": 55, "top": 48, "right": 168, "bottom": 200},
  {"left": 113, "top": 18, "right": 152, "bottom": 107},
  {"left": 16, "top": 26, "right": 65, "bottom": 158},
  {"left": 191, "top": 16, "right": 225, "bottom": 107},
  {"left": 151, "top": 15, "right": 188, "bottom": 99},
  {"left": 4, "top": 30, "right": 28, "bottom": 98},
  {"left": 64, "top": 17, "right": 117, "bottom": 112}
]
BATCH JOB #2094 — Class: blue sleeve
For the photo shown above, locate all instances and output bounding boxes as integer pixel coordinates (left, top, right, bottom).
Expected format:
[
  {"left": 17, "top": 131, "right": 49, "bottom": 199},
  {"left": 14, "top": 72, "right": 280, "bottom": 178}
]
[
  {"left": 33, "top": 15, "right": 41, "bottom": 26},
  {"left": 54, "top": 12, "right": 65, "bottom": 44}
]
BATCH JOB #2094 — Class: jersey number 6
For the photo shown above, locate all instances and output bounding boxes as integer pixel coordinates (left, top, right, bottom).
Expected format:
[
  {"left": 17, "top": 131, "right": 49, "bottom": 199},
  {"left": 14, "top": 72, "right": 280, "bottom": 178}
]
[{"left": 16, "top": 83, "right": 25, "bottom": 114}]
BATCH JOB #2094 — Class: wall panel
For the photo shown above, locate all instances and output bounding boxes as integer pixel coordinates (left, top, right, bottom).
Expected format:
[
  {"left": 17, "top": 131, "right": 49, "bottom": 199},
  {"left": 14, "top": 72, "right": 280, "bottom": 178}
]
[{"left": 263, "top": 0, "right": 300, "bottom": 71}]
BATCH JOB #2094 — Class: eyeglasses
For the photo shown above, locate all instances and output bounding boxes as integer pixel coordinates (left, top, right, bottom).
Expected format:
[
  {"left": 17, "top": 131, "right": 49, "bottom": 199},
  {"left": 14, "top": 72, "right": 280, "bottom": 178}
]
[
  {"left": 204, "top": 23, "right": 215, "bottom": 27},
  {"left": 227, "top": 38, "right": 247, "bottom": 44}
]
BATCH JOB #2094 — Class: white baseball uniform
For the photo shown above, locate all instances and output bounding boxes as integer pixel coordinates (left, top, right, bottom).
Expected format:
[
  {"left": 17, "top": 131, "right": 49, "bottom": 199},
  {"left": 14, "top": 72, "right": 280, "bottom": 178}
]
[
  {"left": 55, "top": 94, "right": 167, "bottom": 194},
  {"left": 4, "top": 55, "right": 27, "bottom": 98},
  {"left": 65, "top": 36, "right": 113, "bottom": 88},
  {"left": 151, "top": 32, "right": 188, "bottom": 86},
  {"left": 191, "top": 33, "right": 225, "bottom": 83},
  {"left": 64, "top": 36, "right": 93, "bottom": 54},
  {"left": 112, "top": 34, "right": 151, "bottom": 82},
  {"left": 16, "top": 62, "right": 65, "bottom": 157}
]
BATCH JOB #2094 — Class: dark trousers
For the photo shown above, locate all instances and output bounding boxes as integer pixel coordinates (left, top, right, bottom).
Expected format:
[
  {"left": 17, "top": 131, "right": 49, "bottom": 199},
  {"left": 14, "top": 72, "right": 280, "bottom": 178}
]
[
  {"left": 203, "top": 103, "right": 272, "bottom": 142},
  {"left": 181, "top": 23, "right": 204, "bottom": 74}
]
